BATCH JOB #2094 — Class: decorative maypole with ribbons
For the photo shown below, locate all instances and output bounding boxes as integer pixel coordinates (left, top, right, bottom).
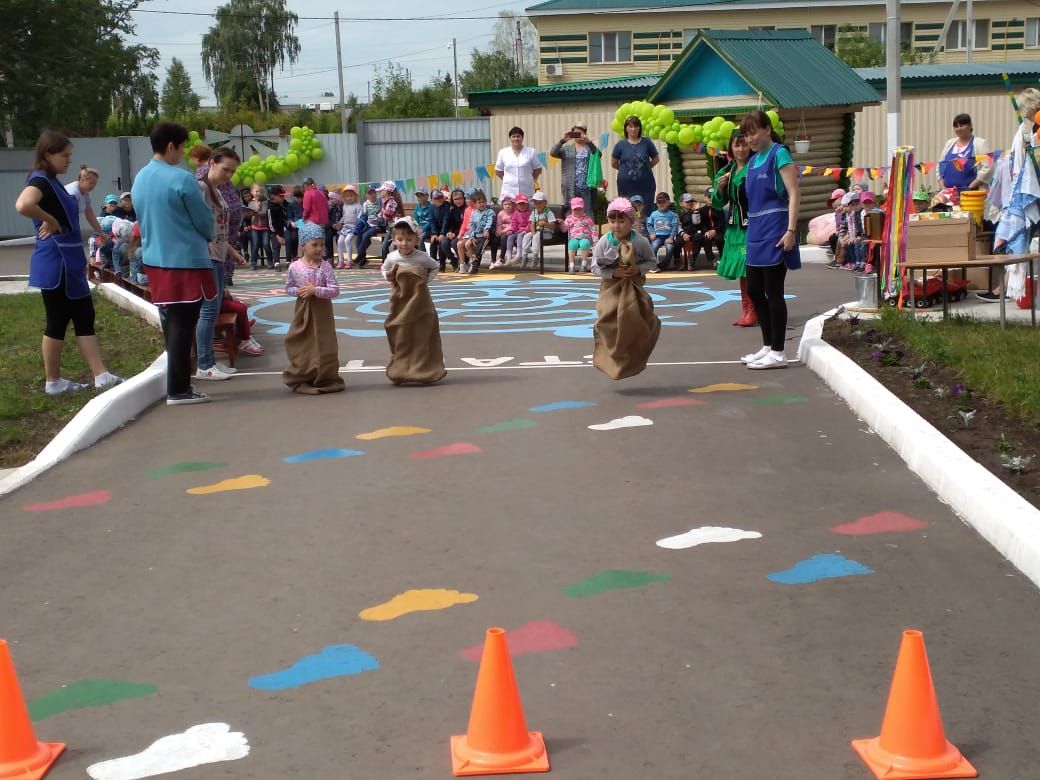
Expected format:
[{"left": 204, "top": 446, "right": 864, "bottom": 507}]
[{"left": 881, "top": 146, "right": 915, "bottom": 303}]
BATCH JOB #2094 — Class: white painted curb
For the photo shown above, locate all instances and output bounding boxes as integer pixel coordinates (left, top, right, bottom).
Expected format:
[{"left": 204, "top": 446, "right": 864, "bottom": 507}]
[
  {"left": 799, "top": 311, "right": 1040, "bottom": 590},
  {"left": 0, "top": 283, "right": 166, "bottom": 497}
]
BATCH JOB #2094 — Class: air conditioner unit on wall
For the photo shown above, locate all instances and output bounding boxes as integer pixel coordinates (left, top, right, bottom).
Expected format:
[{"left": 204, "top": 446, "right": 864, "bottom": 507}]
[{"left": 545, "top": 63, "right": 564, "bottom": 77}]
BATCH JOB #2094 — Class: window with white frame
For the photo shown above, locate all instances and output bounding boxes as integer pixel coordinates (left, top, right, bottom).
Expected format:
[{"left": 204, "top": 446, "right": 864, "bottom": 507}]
[
  {"left": 1026, "top": 18, "right": 1040, "bottom": 48},
  {"left": 811, "top": 24, "right": 837, "bottom": 50},
  {"left": 868, "top": 22, "right": 914, "bottom": 46},
  {"left": 946, "top": 19, "right": 990, "bottom": 50},
  {"left": 588, "top": 32, "right": 632, "bottom": 63}
]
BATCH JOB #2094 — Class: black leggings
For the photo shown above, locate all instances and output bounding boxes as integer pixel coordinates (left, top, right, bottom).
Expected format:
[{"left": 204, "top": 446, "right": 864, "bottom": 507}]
[
  {"left": 745, "top": 263, "right": 788, "bottom": 352},
  {"left": 42, "top": 272, "right": 95, "bottom": 340}
]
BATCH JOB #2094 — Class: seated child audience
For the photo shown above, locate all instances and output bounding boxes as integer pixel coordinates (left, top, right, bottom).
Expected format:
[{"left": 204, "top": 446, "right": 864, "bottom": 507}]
[
  {"left": 563, "top": 196, "right": 597, "bottom": 273},
  {"left": 459, "top": 189, "right": 495, "bottom": 274},
  {"left": 412, "top": 187, "right": 433, "bottom": 250},
  {"left": 354, "top": 185, "right": 384, "bottom": 266},
  {"left": 506, "top": 193, "right": 532, "bottom": 266},
  {"left": 491, "top": 195, "right": 514, "bottom": 268},
  {"left": 523, "top": 191, "right": 556, "bottom": 264},
  {"left": 646, "top": 191, "right": 679, "bottom": 270},
  {"left": 427, "top": 189, "right": 451, "bottom": 268},
  {"left": 336, "top": 184, "right": 363, "bottom": 268}
]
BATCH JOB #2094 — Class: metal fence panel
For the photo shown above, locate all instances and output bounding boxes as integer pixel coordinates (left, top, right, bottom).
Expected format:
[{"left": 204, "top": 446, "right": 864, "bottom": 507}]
[{"left": 357, "top": 117, "right": 492, "bottom": 185}]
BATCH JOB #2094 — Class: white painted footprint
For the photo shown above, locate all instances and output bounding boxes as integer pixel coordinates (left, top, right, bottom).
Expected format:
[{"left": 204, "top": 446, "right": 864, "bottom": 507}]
[
  {"left": 86, "top": 722, "right": 249, "bottom": 780},
  {"left": 656, "top": 526, "right": 762, "bottom": 549},
  {"left": 587, "top": 415, "right": 653, "bottom": 431}
]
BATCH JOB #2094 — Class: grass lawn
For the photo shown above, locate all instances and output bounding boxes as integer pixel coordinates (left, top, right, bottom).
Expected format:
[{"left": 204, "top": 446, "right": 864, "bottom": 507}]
[
  {"left": 872, "top": 308, "right": 1040, "bottom": 427},
  {"left": 0, "top": 292, "right": 164, "bottom": 468}
]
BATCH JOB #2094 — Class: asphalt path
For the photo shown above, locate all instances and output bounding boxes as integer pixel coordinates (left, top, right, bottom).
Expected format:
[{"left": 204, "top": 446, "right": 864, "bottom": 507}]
[{"left": 2, "top": 264, "right": 1038, "bottom": 779}]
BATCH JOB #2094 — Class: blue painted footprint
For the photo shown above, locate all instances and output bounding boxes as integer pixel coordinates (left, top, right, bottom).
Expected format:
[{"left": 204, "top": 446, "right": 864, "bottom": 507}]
[
  {"left": 529, "top": 401, "right": 597, "bottom": 413},
  {"left": 766, "top": 553, "right": 873, "bottom": 585},
  {"left": 283, "top": 449, "right": 365, "bottom": 464},
  {"left": 249, "top": 645, "right": 379, "bottom": 691}
]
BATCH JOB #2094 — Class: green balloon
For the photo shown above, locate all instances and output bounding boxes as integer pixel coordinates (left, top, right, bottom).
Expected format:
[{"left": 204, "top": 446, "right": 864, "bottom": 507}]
[
  {"left": 611, "top": 118, "right": 624, "bottom": 134},
  {"left": 254, "top": 171, "right": 267, "bottom": 184},
  {"left": 659, "top": 108, "right": 675, "bottom": 125},
  {"left": 299, "top": 153, "right": 310, "bottom": 166},
  {"left": 290, "top": 126, "right": 302, "bottom": 137},
  {"left": 665, "top": 130, "right": 679, "bottom": 144},
  {"left": 310, "top": 147, "right": 324, "bottom": 160},
  {"left": 242, "top": 175, "right": 253, "bottom": 186},
  {"left": 677, "top": 127, "right": 695, "bottom": 145},
  {"left": 231, "top": 173, "right": 240, "bottom": 186}
]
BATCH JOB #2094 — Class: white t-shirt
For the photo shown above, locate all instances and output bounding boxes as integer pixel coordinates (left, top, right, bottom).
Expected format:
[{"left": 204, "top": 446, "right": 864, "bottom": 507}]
[
  {"left": 64, "top": 181, "right": 92, "bottom": 221},
  {"left": 495, "top": 145, "right": 542, "bottom": 199},
  {"left": 111, "top": 218, "right": 135, "bottom": 242}
]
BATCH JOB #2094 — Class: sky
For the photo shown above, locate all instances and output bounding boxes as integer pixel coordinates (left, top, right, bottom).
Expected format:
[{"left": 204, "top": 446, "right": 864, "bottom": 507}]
[{"left": 127, "top": 0, "right": 523, "bottom": 107}]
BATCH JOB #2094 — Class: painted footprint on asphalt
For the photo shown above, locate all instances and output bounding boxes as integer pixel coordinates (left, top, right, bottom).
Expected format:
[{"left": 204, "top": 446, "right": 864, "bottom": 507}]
[
  {"left": 410, "top": 442, "right": 482, "bottom": 459},
  {"left": 249, "top": 645, "right": 379, "bottom": 691},
  {"left": 689, "top": 383, "right": 758, "bottom": 393},
  {"left": 356, "top": 426, "right": 431, "bottom": 440},
  {"left": 636, "top": 397, "right": 706, "bottom": 409},
  {"left": 656, "top": 526, "right": 762, "bottom": 549},
  {"left": 283, "top": 448, "right": 364, "bottom": 463},
  {"left": 186, "top": 475, "right": 270, "bottom": 495},
  {"left": 460, "top": 620, "right": 579, "bottom": 660},
  {"left": 529, "top": 401, "right": 597, "bottom": 413},
  {"left": 587, "top": 415, "right": 653, "bottom": 431},
  {"left": 766, "top": 554, "right": 873, "bottom": 585},
  {"left": 749, "top": 395, "right": 808, "bottom": 406},
  {"left": 86, "top": 722, "right": 249, "bottom": 780},
  {"left": 562, "top": 570, "right": 670, "bottom": 598},
  {"left": 146, "top": 461, "right": 227, "bottom": 479},
  {"left": 22, "top": 490, "right": 111, "bottom": 512},
  {"left": 359, "top": 588, "right": 478, "bottom": 621},
  {"left": 832, "top": 511, "right": 928, "bottom": 535},
  {"left": 29, "top": 679, "right": 157, "bottom": 722},
  {"left": 476, "top": 418, "right": 538, "bottom": 433}
]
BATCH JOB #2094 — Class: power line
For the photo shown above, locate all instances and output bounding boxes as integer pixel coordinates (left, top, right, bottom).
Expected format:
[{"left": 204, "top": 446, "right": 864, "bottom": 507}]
[{"left": 132, "top": 8, "right": 515, "bottom": 20}]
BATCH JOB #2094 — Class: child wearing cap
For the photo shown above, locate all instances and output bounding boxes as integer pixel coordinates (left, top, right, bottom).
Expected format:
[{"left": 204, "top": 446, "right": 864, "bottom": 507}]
[
  {"left": 354, "top": 185, "right": 384, "bottom": 266},
  {"left": 379, "top": 181, "right": 405, "bottom": 260},
  {"left": 381, "top": 217, "right": 446, "bottom": 385},
  {"left": 459, "top": 189, "right": 495, "bottom": 274},
  {"left": 522, "top": 191, "right": 556, "bottom": 265},
  {"left": 336, "top": 185, "right": 363, "bottom": 268},
  {"left": 412, "top": 188, "right": 433, "bottom": 251},
  {"left": 563, "top": 197, "right": 597, "bottom": 273},
  {"left": 912, "top": 189, "right": 930, "bottom": 213},
  {"left": 507, "top": 193, "right": 532, "bottom": 266},
  {"left": 100, "top": 194, "right": 120, "bottom": 217},
  {"left": 629, "top": 194, "right": 649, "bottom": 239},
  {"left": 491, "top": 195, "right": 514, "bottom": 268},
  {"left": 646, "top": 191, "right": 679, "bottom": 271},
  {"left": 590, "top": 197, "right": 661, "bottom": 379},
  {"left": 427, "top": 189, "right": 451, "bottom": 269},
  {"left": 282, "top": 221, "right": 345, "bottom": 395},
  {"left": 117, "top": 192, "right": 136, "bottom": 221}
]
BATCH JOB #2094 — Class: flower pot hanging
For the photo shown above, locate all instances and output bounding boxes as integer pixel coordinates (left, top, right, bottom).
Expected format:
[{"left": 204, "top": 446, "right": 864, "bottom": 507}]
[{"left": 794, "top": 113, "right": 811, "bottom": 154}]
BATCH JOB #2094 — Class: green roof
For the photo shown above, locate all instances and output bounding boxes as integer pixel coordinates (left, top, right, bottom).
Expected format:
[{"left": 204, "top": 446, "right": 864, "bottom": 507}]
[
  {"left": 528, "top": 0, "right": 842, "bottom": 12},
  {"left": 648, "top": 29, "right": 879, "bottom": 109},
  {"left": 467, "top": 73, "right": 662, "bottom": 108},
  {"left": 855, "top": 60, "right": 1040, "bottom": 92}
]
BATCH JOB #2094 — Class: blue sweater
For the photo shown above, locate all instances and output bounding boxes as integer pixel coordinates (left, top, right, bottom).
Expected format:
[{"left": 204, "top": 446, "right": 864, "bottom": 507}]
[
  {"left": 646, "top": 208, "right": 678, "bottom": 239},
  {"left": 131, "top": 158, "right": 214, "bottom": 269}
]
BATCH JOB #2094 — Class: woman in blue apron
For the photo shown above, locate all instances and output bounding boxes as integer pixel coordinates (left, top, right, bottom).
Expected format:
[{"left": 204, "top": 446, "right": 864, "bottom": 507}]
[
  {"left": 14, "top": 131, "right": 122, "bottom": 395},
  {"left": 739, "top": 110, "right": 801, "bottom": 370},
  {"left": 938, "top": 114, "right": 992, "bottom": 194}
]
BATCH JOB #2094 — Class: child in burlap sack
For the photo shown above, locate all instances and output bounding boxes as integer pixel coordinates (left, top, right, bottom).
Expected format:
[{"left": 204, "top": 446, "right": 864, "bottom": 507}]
[{"left": 590, "top": 197, "right": 661, "bottom": 379}]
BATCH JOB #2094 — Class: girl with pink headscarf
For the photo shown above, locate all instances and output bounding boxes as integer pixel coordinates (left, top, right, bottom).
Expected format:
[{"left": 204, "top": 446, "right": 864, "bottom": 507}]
[{"left": 590, "top": 197, "right": 661, "bottom": 379}]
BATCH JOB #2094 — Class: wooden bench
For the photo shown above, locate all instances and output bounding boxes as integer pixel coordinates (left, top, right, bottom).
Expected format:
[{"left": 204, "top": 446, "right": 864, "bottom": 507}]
[{"left": 213, "top": 312, "right": 240, "bottom": 366}]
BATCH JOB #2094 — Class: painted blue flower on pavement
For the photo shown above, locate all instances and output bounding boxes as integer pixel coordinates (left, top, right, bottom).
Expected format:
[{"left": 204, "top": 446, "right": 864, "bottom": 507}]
[{"left": 250, "top": 277, "right": 748, "bottom": 339}]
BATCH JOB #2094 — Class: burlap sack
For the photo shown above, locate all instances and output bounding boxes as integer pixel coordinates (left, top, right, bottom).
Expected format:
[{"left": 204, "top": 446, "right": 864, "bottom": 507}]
[
  {"left": 282, "top": 296, "right": 346, "bottom": 394},
  {"left": 384, "top": 265, "right": 447, "bottom": 385}
]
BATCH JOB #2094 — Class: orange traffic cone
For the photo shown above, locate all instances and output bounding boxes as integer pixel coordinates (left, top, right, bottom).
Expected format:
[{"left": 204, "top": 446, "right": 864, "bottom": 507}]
[
  {"left": 0, "top": 639, "right": 65, "bottom": 779},
  {"left": 450, "top": 628, "right": 549, "bottom": 776},
  {"left": 851, "top": 630, "right": 976, "bottom": 779}
]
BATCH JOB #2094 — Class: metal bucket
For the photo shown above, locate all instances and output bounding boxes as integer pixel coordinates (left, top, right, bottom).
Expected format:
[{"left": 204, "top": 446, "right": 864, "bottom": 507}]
[{"left": 854, "top": 273, "right": 878, "bottom": 309}]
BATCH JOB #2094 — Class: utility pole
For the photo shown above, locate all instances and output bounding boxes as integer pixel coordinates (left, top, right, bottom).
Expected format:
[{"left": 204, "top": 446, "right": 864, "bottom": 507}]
[
  {"left": 516, "top": 20, "right": 524, "bottom": 75},
  {"left": 334, "top": 11, "right": 348, "bottom": 134},
  {"left": 885, "top": 0, "right": 901, "bottom": 156},
  {"left": 965, "top": 0, "right": 974, "bottom": 63},
  {"left": 452, "top": 37, "right": 459, "bottom": 118}
]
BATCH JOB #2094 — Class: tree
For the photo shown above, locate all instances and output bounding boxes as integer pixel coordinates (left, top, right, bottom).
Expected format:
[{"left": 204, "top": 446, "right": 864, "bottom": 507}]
[
  {"left": 362, "top": 64, "right": 454, "bottom": 119},
  {"left": 2, "top": 0, "right": 160, "bottom": 144},
  {"left": 460, "top": 50, "right": 537, "bottom": 94},
  {"left": 161, "top": 58, "right": 201, "bottom": 118},
  {"left": 201, "top": 0, "right": 300, "bottom": 113},
  {"left": 491, "top": 11, "right": 538, "bottom": 76},
  {"left": 837, "top": 27, "right": 936, "bottom": 68}
]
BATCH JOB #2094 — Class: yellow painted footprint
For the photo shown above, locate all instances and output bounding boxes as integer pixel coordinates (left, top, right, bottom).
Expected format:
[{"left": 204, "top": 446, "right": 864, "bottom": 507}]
[
  {"left": 359, "top": 589, "right": 478, "bottom": 621},
  {"left": 186, "top": 475, "right": 270, "bottom": 495},
  {"left": 356, "top": 426, "right": 431, "bottom": 441},
  {"left": 689, "top": 383, "right": 758, "bottom": 394}
]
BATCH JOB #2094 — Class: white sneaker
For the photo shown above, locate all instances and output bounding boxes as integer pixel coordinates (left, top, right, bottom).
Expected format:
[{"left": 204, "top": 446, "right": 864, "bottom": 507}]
[
  {"left": 44, "top": 378, "right": 89, "bottom": 396},
  {"left": 195, "top": 366, "right": 233, "bottom": 381},
  {"left": 748, "top": 350, "right": 788, "bottom": 370},
  {"left": 581, "top": 263, "right": 589, "bottom": 273},
  {"left": 94, "top": 371, "right": 124, "bottom": 389},
  {"left": 214, "top": 362, "right": 237, "bottom": 375},
  {"left": 570, "top": 265, "right": 579, "bottom": 273},
  {"left": 492, "top": 259, "right": 505, "bottom": 268},
  {"left": 741, "top": 346, "right": 771, "bottom": 364}
]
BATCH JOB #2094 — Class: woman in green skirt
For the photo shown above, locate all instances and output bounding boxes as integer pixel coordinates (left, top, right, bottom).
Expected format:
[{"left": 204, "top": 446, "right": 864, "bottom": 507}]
[{"left": 711, "top": 132, "right": 756, "bottom": 326}]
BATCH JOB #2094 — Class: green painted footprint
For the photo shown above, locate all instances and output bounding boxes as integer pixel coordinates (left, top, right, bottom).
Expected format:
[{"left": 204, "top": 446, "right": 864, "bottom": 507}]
[
  {"left": 562, "top": 570, "right": 671, "bottom": 598},
  {"left": 29, "top": 679, "right": 158, "bottom": 721},
  {"left": 476, "top": 419, "right": 538, "bottom": 433}
]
